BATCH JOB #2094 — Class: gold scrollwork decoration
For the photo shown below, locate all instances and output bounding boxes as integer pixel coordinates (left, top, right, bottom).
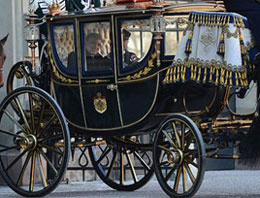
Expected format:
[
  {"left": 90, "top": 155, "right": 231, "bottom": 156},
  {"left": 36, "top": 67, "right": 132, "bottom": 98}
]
[
  {"left": 124, "top": 52, "right": 157, "bottom": 81},
  {"left": 48, "top": 44, "right": 78, "bottom": 84}
]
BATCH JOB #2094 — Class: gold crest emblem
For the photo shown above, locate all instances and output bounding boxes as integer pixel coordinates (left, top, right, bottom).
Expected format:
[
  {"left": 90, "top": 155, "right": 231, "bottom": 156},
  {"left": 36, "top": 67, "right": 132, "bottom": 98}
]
[{"left": 93, "top": 92, "right": 107, "bottom": 114}]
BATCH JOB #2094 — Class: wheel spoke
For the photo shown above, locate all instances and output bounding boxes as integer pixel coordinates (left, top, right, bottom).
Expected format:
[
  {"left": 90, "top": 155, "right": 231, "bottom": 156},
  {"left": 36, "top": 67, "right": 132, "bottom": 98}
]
[
  {"left": 125, "top": 151, "right": 138, "bottom": 183},
  {"left": 173, "top": 166, "right": 182, "bottom": 192},
  {"left": 120, "top": 150, "right": 124, "bottom": 185},
  {"left": 39, "top": 143, "right": 63, "bottom": 155},
  {"left": 162, "top": 130, "right": 178, "bottom": 150},
  {"left": 17, "top": 151, "right": 32, "bottom": 186},
  {"left": 3, "top": 109, "right": 28, "bottom": 135},
  {"left": 38, "top": 149, "right": 58, "bottom": 175},
  {"left": 38, "top": 114, "right": 56, "bottom": 138},
  {"left": 106, "top": 150, "right": 117, "bottom": 179},
  {"left": 0, "top": 145, "right": 20, "bottom": 153},
  {"left": 158, "top": 145, "right": 173, "bottom": 153},
  {"left": 182, "top": 165, "right": 188, "bottom": 192},
  {"left": 36, "top": 150, "right": 48, "bottom": 188},
  {"left": 134, "top": 151, "right": 151, "bottom": 171},
  {"left": 165, "top": 164, "right": 177, "bottom": 181},
  {"left": 14, "top": 97, "right": 32, "bottom": 134},
  {"left": 172, "top": 122, "right": 181, "bottom": 148},
  {"left": 185, "top": 136, "right": 195, "bottom": 151},
  {"left": 184, "top": 158, "right": 198, "bottom": 169},
  {"left": 28, "top": 93, "right": 36, "bottom": 134},
  {"left": 181, "top": 124, "right": 186, "bottom": 149},
  {"left": 184, "top": 162, "right": 195, "bottom": 183},
  {"left": 6, "top": 148, "right": 29, "bottom": 171},
  {"left": 95, "top": 146, "right": 111, "bottom": 165},
  {"left": 29, "top": 151, "right": 36, "bottom": 192},
  {"left": 0, "top": 129, "right": 24, "bottom": 139},
  {"left": 36, "top": 100, "right": 46, "bottom": 135}
]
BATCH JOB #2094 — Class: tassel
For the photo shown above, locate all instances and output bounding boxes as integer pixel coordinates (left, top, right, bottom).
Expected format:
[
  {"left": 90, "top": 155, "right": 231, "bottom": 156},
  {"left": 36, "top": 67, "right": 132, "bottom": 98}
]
[
  {"left": 215, "top": 68, "right": 219, "bottom": 85},
  {"left": 224, "top": 70, "right": 229, "bottom": 86},
  {"left": 181, "top": 66, "right": 186, "bottom": 82},
  {"left": 197, "top": 66, "right": 201, "bottom": 82},
  {"left": 209, "top": 66, "right": 213, "bottom": 82},
  {"left": 173, "top": 66, "right": 176, "bottom": 82},
  {"left": 163, "top": 69, "right": 170, "bottom": 84},
  {"left": 217, "top": 15, "right": 221, "bottom": 26},
  {"left": 203, "top": 67, "right": 207, "bottom": 83},
  {"left": 238, "top": 72, "right": 243, "bottom": 87},
  {"left": 191, "top": 64, "right": 194, "bottom": 80},
  {"left": 220, "top": 67, "right": 225, "bottom": 85},
  {"left": 217, "top": 30, "right": 225, "bottom": 56},
  {"left": 168, "top": 68, "right": 172, "bottom": 83},
  {"left": 235, "top": 72, "right": 239, "bottom": 86},
  {"left": 229, "top": 70, "right": 233, "bottom": 86},
  {"left": 185, "top": 31, "right": 193, "bottom": 54},
  {"left": 176, "top": 65, "right": 180, "bottom": 81},
  {"left": 193, "top": 65, "right": 197, "bottom": 80}
]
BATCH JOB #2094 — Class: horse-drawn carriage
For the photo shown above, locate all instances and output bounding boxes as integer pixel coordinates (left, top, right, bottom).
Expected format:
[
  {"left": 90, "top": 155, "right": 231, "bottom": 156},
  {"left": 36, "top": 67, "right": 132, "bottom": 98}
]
[{"left": 0, "top": 0, "right": 259, "bottom": 197}]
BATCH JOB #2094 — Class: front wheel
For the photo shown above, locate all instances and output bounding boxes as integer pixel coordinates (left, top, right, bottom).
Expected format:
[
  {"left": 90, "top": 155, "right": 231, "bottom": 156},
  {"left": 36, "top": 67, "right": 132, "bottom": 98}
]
[
  {"left": 0, "top": 87, "right": 70, "bottom": 197},
  {"left": 153, "top": 113, "right": 205, "bottom": 198}
]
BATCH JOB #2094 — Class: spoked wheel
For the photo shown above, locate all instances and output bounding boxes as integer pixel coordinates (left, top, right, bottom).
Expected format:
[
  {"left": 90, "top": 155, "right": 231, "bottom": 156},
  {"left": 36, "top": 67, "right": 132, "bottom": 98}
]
[
  {"left": 153, "top": 113, "right": 205, "bottom": 198},
  {"left": 7, "top": 61, "right": 33, "bottom": 94},
  {"left": 0, "top": 87, "right": 70, "bottom": 197},
  {"left": 89, "top": 133, "right": 154, "bottom": 191}
]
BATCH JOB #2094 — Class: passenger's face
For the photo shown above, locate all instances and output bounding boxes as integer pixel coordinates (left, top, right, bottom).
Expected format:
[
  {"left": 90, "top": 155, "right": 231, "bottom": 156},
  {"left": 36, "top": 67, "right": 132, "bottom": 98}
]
[
  {"left": 85, "top": 39, "right": 102, "bottom": 55},
  {"left": 123, "top": 39, "right": 129, "bottom": 50}
]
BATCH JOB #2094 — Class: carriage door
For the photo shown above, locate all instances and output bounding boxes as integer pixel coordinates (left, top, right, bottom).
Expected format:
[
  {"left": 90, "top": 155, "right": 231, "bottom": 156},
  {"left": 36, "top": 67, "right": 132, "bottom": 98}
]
[
  {"left": 79, "top": 20, "right": 122, "bottom": 129},
  {"left": 115, "top": 17, "right": 158, "bottom": 126}
]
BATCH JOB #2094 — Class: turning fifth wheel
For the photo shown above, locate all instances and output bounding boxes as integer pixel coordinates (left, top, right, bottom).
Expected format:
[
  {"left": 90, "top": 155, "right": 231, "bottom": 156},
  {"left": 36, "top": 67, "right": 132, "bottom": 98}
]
[
  {"left": 0, "top": 87, "right": 70, "bottom": 197},
  {"left": 89, "top": 133, "right": 154, "bottom": 191},
  {"left": 153, "top": 113, "right": 205, "bottom": 197}
]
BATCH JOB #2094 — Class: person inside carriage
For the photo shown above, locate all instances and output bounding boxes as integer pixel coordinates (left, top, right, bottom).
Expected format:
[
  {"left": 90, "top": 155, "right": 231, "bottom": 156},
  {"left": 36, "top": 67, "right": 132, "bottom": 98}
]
[
  {"left": 67, "top": 32, "right": 111, "bottom": 71},
  {"left": 122, "top": 29, "right": 139, "bottom": 67}
]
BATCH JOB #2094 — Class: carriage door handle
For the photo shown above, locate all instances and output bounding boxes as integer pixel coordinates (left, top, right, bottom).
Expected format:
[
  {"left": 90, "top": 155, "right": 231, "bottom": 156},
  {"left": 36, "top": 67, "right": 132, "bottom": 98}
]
[{"left": 107, "top": 84, "right": 118, "bottom": 91}]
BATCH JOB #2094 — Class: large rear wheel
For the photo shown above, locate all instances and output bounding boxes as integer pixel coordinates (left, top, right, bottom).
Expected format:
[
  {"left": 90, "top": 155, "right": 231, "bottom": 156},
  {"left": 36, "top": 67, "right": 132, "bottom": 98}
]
[
  {"left": 153, "top": 113, "right": 205, "bottom": 197},
  {"left": 89, "top": 133, "right": 154, "bottom": 191},
  {"left": 0, "top": 87, "right": 70, "bottom": 197}
]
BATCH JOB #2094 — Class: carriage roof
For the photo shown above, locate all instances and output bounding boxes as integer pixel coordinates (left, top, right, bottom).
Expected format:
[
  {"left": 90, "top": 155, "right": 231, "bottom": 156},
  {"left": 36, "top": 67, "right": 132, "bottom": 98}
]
[{"left": 46, "top": 1, "right": 225, "bottom": 20}]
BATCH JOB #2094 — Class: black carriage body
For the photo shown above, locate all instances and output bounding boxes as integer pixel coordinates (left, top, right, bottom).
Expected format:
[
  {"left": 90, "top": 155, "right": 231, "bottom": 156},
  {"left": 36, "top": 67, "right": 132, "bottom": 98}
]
[
  {"left": 46, "top": 3, "right": 227, "bottom": 136},
  {"left": 47, "top": 7, "right": 165, "bottom": 136}
]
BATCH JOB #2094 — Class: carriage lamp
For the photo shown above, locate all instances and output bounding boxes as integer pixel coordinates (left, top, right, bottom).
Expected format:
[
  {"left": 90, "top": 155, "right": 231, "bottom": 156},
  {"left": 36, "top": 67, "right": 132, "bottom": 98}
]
[
  {"left": 150, "top": 14, "right": 165, "bottom": 67},
  {"left": 24, "top": 15, "right": 41, "bottom": 73}
]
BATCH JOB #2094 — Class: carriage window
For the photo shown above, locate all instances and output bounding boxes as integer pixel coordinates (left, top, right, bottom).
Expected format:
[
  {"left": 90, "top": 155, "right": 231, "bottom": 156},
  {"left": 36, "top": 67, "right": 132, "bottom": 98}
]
[
  {"left": 120, "top": 19, "right": 152, "bottom": 68},
  {"left": 53, "top": 24, "right": 76, "bottom": 72},
  {"left": 164, "top": 16, "right": 189, "bottom": 56},
  {"left": 82, "top": 22, "right": 112, "bottom": 72}
]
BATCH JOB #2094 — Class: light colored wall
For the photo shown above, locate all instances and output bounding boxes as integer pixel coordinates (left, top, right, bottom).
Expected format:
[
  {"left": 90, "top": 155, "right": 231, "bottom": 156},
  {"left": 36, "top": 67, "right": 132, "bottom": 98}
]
[{"left": 0, "top": 0, "right": 25, "bottom": 101}]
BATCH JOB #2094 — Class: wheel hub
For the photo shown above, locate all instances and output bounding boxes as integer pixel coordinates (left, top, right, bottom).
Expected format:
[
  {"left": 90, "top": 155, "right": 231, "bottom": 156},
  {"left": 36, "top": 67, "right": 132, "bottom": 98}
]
[
  {"left": 167, "top": 149, "right": 184, "bottom": 165},
  {"left": 20, "top": 134, "right": 37, "bottom": 150}
]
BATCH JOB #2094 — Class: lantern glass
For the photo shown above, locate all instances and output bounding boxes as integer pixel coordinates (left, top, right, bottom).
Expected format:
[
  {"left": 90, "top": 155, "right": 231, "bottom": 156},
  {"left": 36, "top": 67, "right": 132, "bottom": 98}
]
[{"left": 25, "top": 24, "right": 40, "bottom": 41}]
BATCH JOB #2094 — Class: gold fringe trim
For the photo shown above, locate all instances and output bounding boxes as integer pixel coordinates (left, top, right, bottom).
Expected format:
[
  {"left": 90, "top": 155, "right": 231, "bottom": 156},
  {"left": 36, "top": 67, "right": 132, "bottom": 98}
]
[
  {"left": 189, "top": 12, "right": 245, "bottom": 28},
  {"left": 163, "top": 58, "right": 248, "bottom": 88}
]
